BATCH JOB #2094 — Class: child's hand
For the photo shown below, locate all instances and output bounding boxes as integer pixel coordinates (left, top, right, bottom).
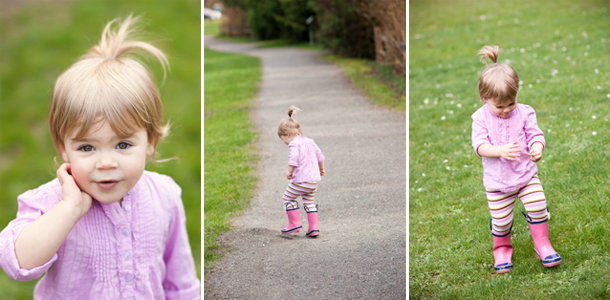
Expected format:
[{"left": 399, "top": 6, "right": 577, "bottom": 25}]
[
  {"left": 500, "top": 141, "right": 522, "bottom": 161},
  {"left": 320, "top": 169, "right": 325, "bottom": 176},
  {"left": 529, "top": 142, "right": 544, "bottom": 162},
  {"left": 286, "top": 172, "right": 293, "bottom": 180},
  {"left": 530, "top": 149, "right": 542, "bottom": 162},
  {"left": 57, "top": 163, "right": 92, "bottom": 218}
]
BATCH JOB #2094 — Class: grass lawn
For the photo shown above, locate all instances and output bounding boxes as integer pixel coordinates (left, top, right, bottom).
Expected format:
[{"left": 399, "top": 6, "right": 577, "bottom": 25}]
[
  {"left": 203, "top": 47, "right": 261, "bottom": 269},
  {"left": 410, "top": 0, "right": 610, "bottom": 298},
  {"left": 0, "top": 1, "right": 200, "bottom": 298}
]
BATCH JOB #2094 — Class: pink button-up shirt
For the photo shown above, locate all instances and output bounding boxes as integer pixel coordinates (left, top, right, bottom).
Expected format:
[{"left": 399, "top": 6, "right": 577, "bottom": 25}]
[
  {"left": 288, "top": 135, "right": 325, "bottom": 183},
  {"left": 0, "top": 171, "right": 200, "bottom": 300},
  {"left": 472, "top": 103, "right": 545, "bottom": 193}
]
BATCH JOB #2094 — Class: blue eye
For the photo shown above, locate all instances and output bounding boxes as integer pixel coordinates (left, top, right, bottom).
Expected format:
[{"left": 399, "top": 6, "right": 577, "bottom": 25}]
[
  {"left": 80, "top": 145, "right": 94, "bottom": 152},
  {"left": 117, "top": 142, "right": 131, "bottom": 150}
]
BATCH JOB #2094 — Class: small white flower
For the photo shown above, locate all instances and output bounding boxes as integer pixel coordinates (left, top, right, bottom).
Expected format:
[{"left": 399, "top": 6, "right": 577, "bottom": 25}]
[
  {"left": 562, "top": 47, "right": 567, "bottom": 51},
  {"left": 449, "top": 110, "right": 454, "bottom": 114},
  {"left": 579, "top": 121, "right": 583, "bottom": 124},
  {"left": 418, "top": 188, "right": 422, "bottom": 192},
  {"left": 450, "top": 100, "right": 455, "bottom": 104},
  {"left": 464, "top": 165, "right": 468, "bottom": 168},
  {"left": 548, "top": 129, "right": 552, "bottom": 133},
  {"left": 446, "top": 93, "right": 454, "bottom": 98},
  {"left": 585, "top": 52, "right": 589, "bottom": 56},
  {"left": 480, "top": 15, "right": 486, "bottom": 21},
  {"left": 457, "top": 103, "right": 462, "bottom": 108},
  {"left": 443, "top": 160, "right": 448, "bottom": 163},
  {"left": 536, "top": 79, "right": 541, "bottom": 83},
  {"left": 593, "top": 131, "right": 597, "bottom": 135},
  {"left": 566, "top": 124, "right": 570, "bottom": 127},
  {"left": 607, "top": 94, "right": 610, "bottom": 98},
  {"left": 446, "top": 167, "right": 451, "bottom": 170},
  {"left": 586, "top": 45, "right": 591, "bottom": 49},
  {"left": 441, "top": 116, "right": 446, "bottom": 120},
  {"left": 521, "top": 48, "right": 526, "bottom": 53},
  {"left": 593, "top": 115, "right": 597, "bottom": 119},
  {"left": 596, "top": 69, "right": 599, "bottom": 74},
  {"left": 424, "top": 98, "right": 429, "bottom": 104},
  {"left": 553, "top": 60, "right": 558, "bottom": 65},
  {"left": 422, "top": 173, "right": 426, "bottom": 177},
  {"left": 597, "top": 86, "right": 602, "bottom": 90},
  {"left": 569, "top": 107, "right": 573, "bottom": 111},
  {"left": 529, "top": 84, "right": 533, "bottom": 88},
  {"left": 519, "top": 80, "right": 524, "bottom": 85},
  {"left": 571, "top": 75, "right": 575, "bottom": 79},
  {"left": 566, "top": 56, "right": 571, "bottom": 60},
  {"left": 514, "top": 18, "right": 520, "bottom": 24}
]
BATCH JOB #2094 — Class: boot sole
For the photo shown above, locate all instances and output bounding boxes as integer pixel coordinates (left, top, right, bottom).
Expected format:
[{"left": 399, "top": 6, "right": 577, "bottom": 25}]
[
  {"left": 281, "top": 226, "right": 302, "bottom": 234},
  {"left": 535, "top": 251, "right": 562, "bottom": 267}
]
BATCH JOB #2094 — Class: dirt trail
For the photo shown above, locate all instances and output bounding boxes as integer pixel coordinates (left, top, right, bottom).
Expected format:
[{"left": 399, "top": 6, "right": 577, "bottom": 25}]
[{"left": 204, "top": 36, "right": 406, "bottom": 299}]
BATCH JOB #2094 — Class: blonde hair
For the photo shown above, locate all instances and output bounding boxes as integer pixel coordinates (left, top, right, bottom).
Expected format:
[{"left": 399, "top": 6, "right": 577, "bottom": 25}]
[
  {"left": 277, "top": 106, "right": 304, "bottom": 137},
  {"left": 477, "top": 45, "right": 520, "bottom": 104},
  {"left": 49, "top": 14, "right": 170, "bottom": 156}
]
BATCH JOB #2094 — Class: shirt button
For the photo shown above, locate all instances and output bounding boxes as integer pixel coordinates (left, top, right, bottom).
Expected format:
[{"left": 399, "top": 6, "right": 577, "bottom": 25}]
[
  {"left": 122, "top": 228, "right": 130, "bottom": 237},
  {"left": 124, "top": 204, "right": 132, "bottom": 211},
  {"left": 125, "top": 274, "right": 134, "bottom": 282},
  {"left": 124, "top": 252, "right": 132, "bottom": 260}
]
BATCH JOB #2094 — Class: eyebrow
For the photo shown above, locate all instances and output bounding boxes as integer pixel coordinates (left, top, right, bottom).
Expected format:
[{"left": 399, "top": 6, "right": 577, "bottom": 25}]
[{"left": 496, "top": 102, "right": 515, "bottom": 108}]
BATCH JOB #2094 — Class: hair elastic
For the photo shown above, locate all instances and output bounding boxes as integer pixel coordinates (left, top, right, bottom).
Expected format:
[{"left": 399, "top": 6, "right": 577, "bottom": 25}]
[{"left": 494, "top": 62, "right": 498, "bottom": 65}]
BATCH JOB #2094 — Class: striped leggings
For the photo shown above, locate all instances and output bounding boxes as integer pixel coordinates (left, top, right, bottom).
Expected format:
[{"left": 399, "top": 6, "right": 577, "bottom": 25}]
[
  {"left": 487, "top": 175, "right": 549, "bottom": 236},
  {"left": 283, "top": 181, "right": 318, "bottom": 212}
]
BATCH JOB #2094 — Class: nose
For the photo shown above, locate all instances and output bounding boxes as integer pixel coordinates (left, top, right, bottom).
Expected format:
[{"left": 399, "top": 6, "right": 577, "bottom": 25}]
[{"left": 96, "top": 153, "right": 119, "bottom": 170}]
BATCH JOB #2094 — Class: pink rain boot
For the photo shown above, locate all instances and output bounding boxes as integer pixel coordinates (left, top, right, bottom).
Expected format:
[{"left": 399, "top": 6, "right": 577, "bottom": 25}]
[
  {"left": 522, "top": 211, "right": 561, "bottom": 267},
  {"left": 305, "top": 204, "right": 319, "bottom": 237},
  {"left": 492, "top": 233, "right": 513, "bottom": 273},
  {"left": 281, "top": 203, "right": 302, "bottom": 234}
]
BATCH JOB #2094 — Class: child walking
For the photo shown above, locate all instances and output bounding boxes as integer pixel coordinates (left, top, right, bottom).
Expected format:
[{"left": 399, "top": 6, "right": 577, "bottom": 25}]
[
  {"left": 0, "top": 15, "right": 200, "bottom": 299},
  {"left": 471, "top": 45, "right": 561, "bottom": 273},
  {"left": 277, "top": 106, "right": 325, "bottom": 237}
]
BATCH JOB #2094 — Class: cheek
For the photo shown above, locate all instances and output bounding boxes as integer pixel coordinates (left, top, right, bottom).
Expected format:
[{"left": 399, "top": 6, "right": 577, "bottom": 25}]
[{"left": 69, "top": 162, "right": 91, "bottom": 186}]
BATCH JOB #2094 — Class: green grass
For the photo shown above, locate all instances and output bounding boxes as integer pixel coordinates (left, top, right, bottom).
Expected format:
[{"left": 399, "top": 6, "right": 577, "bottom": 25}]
[
  {"left": 203, "top": 47, "right": 261, "bottom": 269},
  {"left": 204, "top": 18, "right": 221, "bottom": 36},
  {"left": 322, "top": 54, "right": 406, "bottom": 111},
  {"left": 410, "top": 0, "right": 610, "bottom": 298},
  {"left": 0, "top": 1, "right": 200, "bottom": 298}
]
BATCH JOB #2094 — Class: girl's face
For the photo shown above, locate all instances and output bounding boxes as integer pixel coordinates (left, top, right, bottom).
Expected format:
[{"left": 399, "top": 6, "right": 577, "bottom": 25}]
[
  {"left": 61, "top": 120, "right": 154, "bottom": 204},
  {"left": 484, "top": 97, "right": 517, "bottom": 119},
  {"left": 281, "top": 133, "right": 298, "bottom": 145}
]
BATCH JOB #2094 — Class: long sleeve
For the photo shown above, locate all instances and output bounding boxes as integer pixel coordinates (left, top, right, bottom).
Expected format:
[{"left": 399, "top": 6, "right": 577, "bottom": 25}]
[
  {"left": 314, "top": 142, "right": 325, "bottom": 163},
  {"left": 287, "top": 142, "right": 300, "bottom": 167},
  {"left": 523, "top": 106, "right": 545, "bottom": 150},
  {"left": 0, "top": 181, "right": 60, "bottom": 281},
  {"left": 162, "top": 178, "right": 200, "bottom": 300},
  {"left": 472, "top": 109, "right": 491, "bottom": 157}
]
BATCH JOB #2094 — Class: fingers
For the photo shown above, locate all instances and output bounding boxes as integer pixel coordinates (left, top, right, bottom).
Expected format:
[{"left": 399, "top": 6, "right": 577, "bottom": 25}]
[{"left": 56, "top": 163, "right": 72, "bottom": 185}]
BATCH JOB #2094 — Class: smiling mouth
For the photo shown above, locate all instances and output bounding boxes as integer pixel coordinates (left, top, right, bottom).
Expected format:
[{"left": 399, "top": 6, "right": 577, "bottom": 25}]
[{"left": 97, "top": 180, "right": 118, "bottom": 190}]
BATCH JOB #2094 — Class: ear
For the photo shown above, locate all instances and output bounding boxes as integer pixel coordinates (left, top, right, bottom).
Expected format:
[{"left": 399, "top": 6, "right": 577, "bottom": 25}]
[
  {"left": 59, "top": 145, "right": 69, "bottom": 163},
  {"left": 147, "top": 141, "right": 156, "bottom": 157}
]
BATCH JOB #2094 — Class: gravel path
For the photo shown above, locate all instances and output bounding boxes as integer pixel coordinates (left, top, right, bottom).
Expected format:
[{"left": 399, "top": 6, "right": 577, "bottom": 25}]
[{"left": 204, "top": 36, "right": 406, "bottom": 300}]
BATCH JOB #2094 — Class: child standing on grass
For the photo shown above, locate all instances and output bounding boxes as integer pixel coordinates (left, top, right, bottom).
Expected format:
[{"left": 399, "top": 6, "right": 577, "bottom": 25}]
[
  {"left": 471, "top": 45, "right": 561, "bottom": 273},
  {"left": 277, "top": 106, "right": 325, "bottom": 237},
  {"left": 0, "top": 15, "right": 200, "bottom": 299}
]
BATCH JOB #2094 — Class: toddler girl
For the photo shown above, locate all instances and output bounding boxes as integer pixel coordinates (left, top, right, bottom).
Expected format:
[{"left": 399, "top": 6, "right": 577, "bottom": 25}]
[
  {"left": 471, "top": 45, "right": 561, "bottom": 273},
  {"left": 0, "top": 15, "right": 200, "bottom": 299},
  {"left": 277, "top": 106, "right": 325, "bottom": 237}
]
